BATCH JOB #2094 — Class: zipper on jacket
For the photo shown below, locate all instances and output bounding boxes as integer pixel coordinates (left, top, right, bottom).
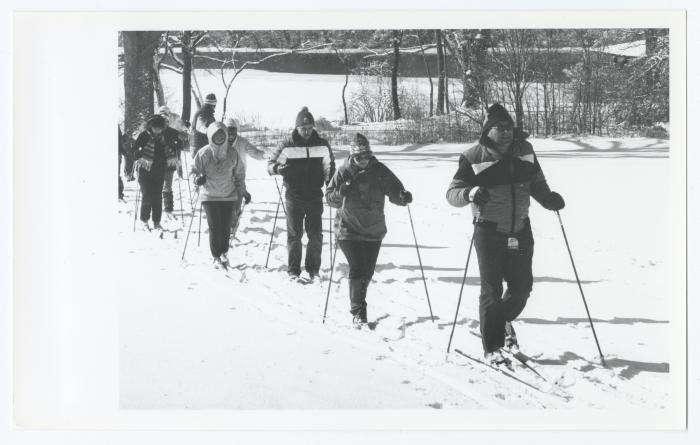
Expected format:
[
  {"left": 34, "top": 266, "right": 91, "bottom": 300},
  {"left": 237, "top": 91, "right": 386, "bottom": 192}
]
[{"left": 509, "top": 155, "right": 516, "bottom": 234}]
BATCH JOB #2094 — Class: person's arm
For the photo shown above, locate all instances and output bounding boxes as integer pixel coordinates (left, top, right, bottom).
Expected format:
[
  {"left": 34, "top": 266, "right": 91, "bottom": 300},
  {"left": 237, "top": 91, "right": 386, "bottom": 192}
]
[
  {"left": 529, "top": 153, "right": 553, "bottom": 206},
  {"left": 446, "top": 153, "right": 478, "bottom": 207},
  {"left": 380, "top": 165, "right": 407, "bottom": 206},
  {"left": 241, "top": 137, "right": 265, "bottom": 161},
  {"left": 233, "top": 155, "right": 245, "bottom": 196},
  {"left": 323, "top": 142, "right": 336, "bottom": 184},
  {"left": 195, "top": 115, "right": 209, "bottom": 134},
  {"left": 325, "top": 167, "right": 349, "bottom": 209},
  {"left": 266, "top": 142, "right": 286, "bottom": 176}
]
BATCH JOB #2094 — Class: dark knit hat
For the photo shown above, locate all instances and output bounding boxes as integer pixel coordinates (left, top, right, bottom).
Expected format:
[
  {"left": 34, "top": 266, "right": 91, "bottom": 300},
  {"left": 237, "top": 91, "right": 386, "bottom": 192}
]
[
  {"left": 146, "top": 114, "right": 167, "bottom": 129},
  {"left": 295, "top": 106, "right": 315, "bottom": 127},
  {"left": 350, "top": 133, "right": 372, "bottom": 156},
  {"left": 483, "top": 103, "right": 513, "bottom": 132},
  {"left": 204, "top": 93, "right": 217, "bottom": 106}
]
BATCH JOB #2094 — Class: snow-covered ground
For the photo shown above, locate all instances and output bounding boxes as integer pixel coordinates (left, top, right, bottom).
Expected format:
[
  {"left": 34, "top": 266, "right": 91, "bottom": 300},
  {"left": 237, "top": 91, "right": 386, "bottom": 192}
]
[{"left": 118, "top": 135, "right": 675, "bottom": 411}]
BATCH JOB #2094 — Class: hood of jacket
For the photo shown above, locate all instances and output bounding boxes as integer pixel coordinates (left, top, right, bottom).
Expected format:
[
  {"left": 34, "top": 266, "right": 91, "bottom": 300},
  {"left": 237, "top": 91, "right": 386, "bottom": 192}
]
[{"left": 207, "top": 122, "right": 228, "bottom": 159}]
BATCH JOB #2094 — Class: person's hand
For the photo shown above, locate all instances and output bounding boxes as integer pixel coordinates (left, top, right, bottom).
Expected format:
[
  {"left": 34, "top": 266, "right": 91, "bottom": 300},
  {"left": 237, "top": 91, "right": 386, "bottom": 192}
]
[
  {"left": 399, "top": 190, "right": 413, "bottom": 205},
  {"left": 195, "top": 175, "right": 206, "bottom": 186},
  {"left": 338, "top": 180, "right": 352, "bottom": 196},
  {"left": 274, "top": 163, "right": 288, "bottom": 176},
  {"left": 542, "top": 191, "right": 565, "bottom": 211},
  {"left": 243, "top": 191, "right": 251, "bottom": 204},
  {"left": 468, "top": 187, "right": 490, "bottom": 206}
]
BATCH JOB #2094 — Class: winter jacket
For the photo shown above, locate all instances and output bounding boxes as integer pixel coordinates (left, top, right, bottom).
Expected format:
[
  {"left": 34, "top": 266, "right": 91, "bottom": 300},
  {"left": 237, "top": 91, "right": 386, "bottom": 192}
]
[
  {"left": 133, "top": 129, "right": 178, "bottom": 175},
  {"left": 446, "top": 129, "right": 551, "bottom": 234},
  {"left": 191, "top": 122, "right": 245, "bottom": 202},
  {"left": 191, "top": 105, "right": 216, "bottom": 155},
  {"left": 326, "top": 156, "right": 405, "bottom": 241},
  {"left": 229, "top": 135, "right": 263, "bottom": 196},
  {"left": 267, "top": 129, "right": 335, "bottom": 201},
  {"left": 162, "top": 127, "right": 183, "bottom": 172}
]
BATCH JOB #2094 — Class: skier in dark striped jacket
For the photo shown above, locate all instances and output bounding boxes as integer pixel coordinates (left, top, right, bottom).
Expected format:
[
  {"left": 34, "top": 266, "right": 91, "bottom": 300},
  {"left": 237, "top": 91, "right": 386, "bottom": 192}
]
[
  {"left": 267, "top": 106, "right": 335, "bottom": 281},
  {"left": 446, "top": 103, "right": 565, "bottom": 367}
]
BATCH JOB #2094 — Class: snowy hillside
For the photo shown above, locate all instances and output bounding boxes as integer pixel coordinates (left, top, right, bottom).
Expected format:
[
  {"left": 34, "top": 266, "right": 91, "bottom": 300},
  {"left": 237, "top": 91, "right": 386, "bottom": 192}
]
[{"left": 119, "top": 136, "right": 674, "bottom": 411}]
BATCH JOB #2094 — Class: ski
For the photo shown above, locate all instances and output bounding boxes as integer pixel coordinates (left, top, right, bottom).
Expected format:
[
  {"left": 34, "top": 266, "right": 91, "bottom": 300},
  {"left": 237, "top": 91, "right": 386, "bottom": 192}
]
[
  {"left": 453, "top": 348, "right": 551, "bottom": 395},
  {"left": 158, "top": 228, "right": 182, "bottom": 239},
  {"left": 501, "top": 349, "right": 571, "bottom": 398}
]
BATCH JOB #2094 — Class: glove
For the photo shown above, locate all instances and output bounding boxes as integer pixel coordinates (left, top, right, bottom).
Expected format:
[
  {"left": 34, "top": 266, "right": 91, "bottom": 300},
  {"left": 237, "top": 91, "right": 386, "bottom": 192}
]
[
  {"left": 468, "top": 187, "right": 490, "bottom": 206},
  {"left": 338, "top": 180, "right": 352, "bottom": 196},
  {"left": 195, "top": 175, "right": 206, "bottom": 186},
  {"left": 542, "top": 191, "right": 565, "bottom": 211},
  {"left": 274, "top": 163, "right": 288, "bottom": 176},
  {"left": 243, "top": 191, "right": 251, "bottom": 204},
  {"left": 399, "top": 190, "right": 413, "bottom": 205}
]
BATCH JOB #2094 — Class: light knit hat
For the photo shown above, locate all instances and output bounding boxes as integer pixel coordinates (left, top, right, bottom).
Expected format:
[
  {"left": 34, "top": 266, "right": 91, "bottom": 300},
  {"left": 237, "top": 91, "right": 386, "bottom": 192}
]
[
  {"left": 350, "top": 133, "right": 372, "bottom": 156},
  {"left": 204, "top": 93, "right": 217, "bottom": 106},
  {"left": 224, "top": 117, "right": 239, "bottom": 128}
]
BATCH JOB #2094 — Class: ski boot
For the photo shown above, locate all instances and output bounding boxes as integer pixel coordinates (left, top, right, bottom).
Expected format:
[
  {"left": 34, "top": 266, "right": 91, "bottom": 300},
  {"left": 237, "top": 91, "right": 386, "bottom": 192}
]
[
  {"left": 220, "top": 252, "right": 230, "bottom": 268},
  {"left": 140, "top": 220, "right": 152, "bottom": 232},
  {"left": 484, "top": 349, "right": 512, "bottom": 369},
  {"left": 352, "top": 315, "right": 368, "bottom": 330}
]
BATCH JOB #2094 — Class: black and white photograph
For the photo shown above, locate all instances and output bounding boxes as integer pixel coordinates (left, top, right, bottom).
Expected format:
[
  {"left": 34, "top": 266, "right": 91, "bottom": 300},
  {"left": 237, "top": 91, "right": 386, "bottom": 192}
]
[
  {"left": 7, "top": 5, "right": 692, "bottom": 439},
  {"left": 116, "top": 25, "right": 679, "bottom": 412}
]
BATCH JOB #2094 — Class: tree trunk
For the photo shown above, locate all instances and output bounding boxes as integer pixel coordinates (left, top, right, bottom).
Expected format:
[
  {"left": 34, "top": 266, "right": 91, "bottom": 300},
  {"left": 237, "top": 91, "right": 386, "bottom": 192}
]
[
  {"left": 417, "top": 35, "right": 434, "bottom": 117},
  {"left": 123, "top": 31, "right": 160, "bottom": 139},
  {"left": 391, "top": 30, "right": 401, "bottom": 120},
  {"left": 436, "top": 29, "right": 445, "bottom": 115},
  {"left": 181, "top": 31, "right": 193, "bottom": 124},
  {"left": 152, "top": 65, "right": 165, "bottom": 107},
  {"left": 342, "top": 64, "right": 349, "bottom": 124}
]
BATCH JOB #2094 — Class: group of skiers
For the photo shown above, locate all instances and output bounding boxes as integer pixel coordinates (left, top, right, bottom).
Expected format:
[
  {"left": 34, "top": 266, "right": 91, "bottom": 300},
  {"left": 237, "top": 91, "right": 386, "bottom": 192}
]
[{"left": 119, "top": 97, "right": 566, "bottom": 367}]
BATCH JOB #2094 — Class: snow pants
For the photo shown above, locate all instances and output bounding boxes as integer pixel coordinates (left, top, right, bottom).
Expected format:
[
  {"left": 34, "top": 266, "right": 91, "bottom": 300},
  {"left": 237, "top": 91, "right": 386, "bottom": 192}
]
[
  {"left": 474, "top": 219, "right": 534, "bottom": 353},
  {"left": 138, "top": 168, "right": 165, "bottom": 225},
  {"left": 285, "top": 196, "right": 323, "bottom": 276},
  {"left": 337, "top": 240, "right": 382, "bottom": 318},
  {"left": 162, "top": 169, "right": 175, "bottom": 212},
  {"left": 202, "top": 201, "right": 235, "bottom": 259}
]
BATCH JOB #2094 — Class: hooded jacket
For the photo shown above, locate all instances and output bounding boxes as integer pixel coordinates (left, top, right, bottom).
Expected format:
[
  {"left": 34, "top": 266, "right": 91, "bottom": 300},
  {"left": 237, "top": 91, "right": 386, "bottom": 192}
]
[
  {"left": 267, "top": 129, "right": 335, "bottom": 201},
  {"left": 326, "top": 156, "right": 405, "bottom": 241},
  {"left": 191, "top": 122, "right": 245, "bottom": 202},
  {"left": 446, "top": 128, "right": 551, "bottom": 234}
]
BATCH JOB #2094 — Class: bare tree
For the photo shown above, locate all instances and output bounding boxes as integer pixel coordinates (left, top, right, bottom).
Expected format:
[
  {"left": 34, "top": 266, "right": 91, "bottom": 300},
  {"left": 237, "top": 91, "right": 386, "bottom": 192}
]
[
  {"left": 435, "top": 29, "right": 446, "bottom": 115},
  {"left": 391, "top": 30, "right": 402, "bottom": 120}
]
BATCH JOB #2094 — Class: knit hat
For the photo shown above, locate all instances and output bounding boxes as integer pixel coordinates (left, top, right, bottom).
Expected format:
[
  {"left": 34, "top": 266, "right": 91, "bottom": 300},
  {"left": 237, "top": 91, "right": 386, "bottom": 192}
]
[
  {"left": 224, "top": 117, "right": 239, "bottom": 128},
  {"left": 350, "top": 133, "right": 372, "bottom": 156},
  {"left": 146, "top": 114, "right": 167, "bottom": 129},
  {"left": 204, "top": 93, "right": 217, "bottom": 106},
  {"left": 295, "top": 106, "right": 315, "bottom": 127},
  {"left": 482, "top": 103, "right": 513, "bottom": 133}
]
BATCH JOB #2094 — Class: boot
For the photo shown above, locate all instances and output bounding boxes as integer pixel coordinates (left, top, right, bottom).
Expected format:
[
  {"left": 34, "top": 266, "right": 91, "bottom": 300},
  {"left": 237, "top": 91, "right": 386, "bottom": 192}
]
[
  {"left": 504, "top": 321, "right": 519, "bottom": 353},
  {"left": 163, "top": 191, "right": 174, "bottom": 213},
  {"left": 349, "top": 278, "right": 368, "bottom": 325}
]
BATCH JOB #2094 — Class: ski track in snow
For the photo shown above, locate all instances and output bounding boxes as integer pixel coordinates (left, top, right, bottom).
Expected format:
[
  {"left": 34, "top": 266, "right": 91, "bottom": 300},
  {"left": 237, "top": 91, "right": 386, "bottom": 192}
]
[{"left": 119, "top": 137, "right": 671, "bottom": 410}]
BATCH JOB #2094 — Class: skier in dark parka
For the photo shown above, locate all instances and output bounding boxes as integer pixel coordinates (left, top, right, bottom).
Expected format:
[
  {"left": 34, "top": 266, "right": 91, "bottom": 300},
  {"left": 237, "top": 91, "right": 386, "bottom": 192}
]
[
  {"left": 191, "top": 93, "right": 217, "bottom": 156},
  {"left": 446, "top": 103, "right": 565, "bottom": 366},
  {"left": 326, "top": 133, "right": 412, "bottom": 329}
]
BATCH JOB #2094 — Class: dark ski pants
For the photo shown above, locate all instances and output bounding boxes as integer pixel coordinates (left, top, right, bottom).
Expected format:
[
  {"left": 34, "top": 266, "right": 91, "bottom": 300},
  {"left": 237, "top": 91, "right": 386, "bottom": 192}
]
[
  {"left": 138, "top": 169, "right": 165, "bottom": 224},
  {"left": 338, "top": 240, "right": 382, "bottom": 317},
  {"left": 162, "top": 169, "right": 175, "bottom": 212},
  {"left": 202, "top": 201, "right": 235, "bottom": 258},
  {"left": 285, "top": 197, "right": 323, "bottom": 276},
  {"left": 474, "top": 219, "right": 534, "bottom": 353}
]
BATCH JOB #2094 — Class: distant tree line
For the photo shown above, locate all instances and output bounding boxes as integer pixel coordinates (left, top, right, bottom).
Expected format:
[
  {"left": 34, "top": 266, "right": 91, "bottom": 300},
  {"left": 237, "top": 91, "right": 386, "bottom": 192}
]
[{"left": 120, "top": 28, "right": 669, "bottom": 139}]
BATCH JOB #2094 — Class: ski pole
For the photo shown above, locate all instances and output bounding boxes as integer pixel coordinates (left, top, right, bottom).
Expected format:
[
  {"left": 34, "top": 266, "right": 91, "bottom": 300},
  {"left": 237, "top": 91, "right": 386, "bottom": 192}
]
[
  {"left": 264, "top": 195, "right": 282, "bottom": 269},
  {"left": 181, "top": 188, "right": 200, "bottom": 261},
  {"left": 197, "top": 204, "right": 203, "bottom": 247},
  {"left": 273, "top": 177, "right": 287, "bottom": 216},
  {"left": 329, "top": 206, "right": 333, "bottom": 267},
  {"left": 132, "top": 186, "right": 141, "bottom": 232},
  {"left": 322, "top": 244, "right": 339, "bottom": 324},
  {"left": 177, "top": 176, "right": 185, "bottom": 224},
  {"left": 407, "top": 204, "right": 434, "bottom": 323},
  {"left": 447, "top": 217, "right": 477, "bottom": 354},
  {"left": 556, "top": 210, "right": 606, "bottom": 367}
]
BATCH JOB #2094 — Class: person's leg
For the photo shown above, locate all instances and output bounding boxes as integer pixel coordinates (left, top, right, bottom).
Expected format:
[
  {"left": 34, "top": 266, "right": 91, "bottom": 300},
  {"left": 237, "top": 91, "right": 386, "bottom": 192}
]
[
  {"left": 474, "top": 226, "right": 508, "bottom": 353},
  {"left": 162, "top": 169, "right": 175, "bottom": 212},
  {"left": 357, "top": 240, "right": 382, "bottom": 321},
  {"left": 502, "top": 222, "right": 535, "bottom": 322},
  {"left": 220, "top": 201, "right": 235, "bottom": 255},
  {"left": 338, "top": 240, "right": 366, "bottom": 317},
  {"left": 202, "top": 202, "right": 220, "bottom": 258},
  {"left": 285, "top": 197, "right": 304, "bottom": 276},
  {"left": 304, "top": 199, "right": 324, "bottom": 276},
  {"left": 138, "top": 172, "right": 152, "bottom": 222},
  {"left": 151, "top": 173, "right": 165, "bottom": 225}
]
